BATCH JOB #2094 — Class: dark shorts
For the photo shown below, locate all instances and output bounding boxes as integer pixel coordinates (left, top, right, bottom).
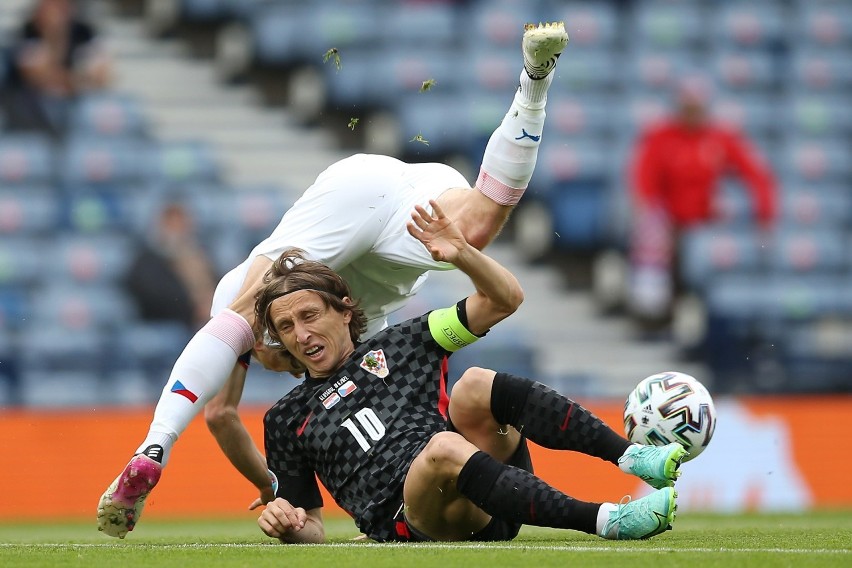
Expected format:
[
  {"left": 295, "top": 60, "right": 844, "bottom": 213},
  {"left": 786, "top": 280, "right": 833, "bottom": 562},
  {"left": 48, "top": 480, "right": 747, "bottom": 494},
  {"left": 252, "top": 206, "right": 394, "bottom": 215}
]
[{"left": 384, "top": 437, "right": 533, "bottom": 542}]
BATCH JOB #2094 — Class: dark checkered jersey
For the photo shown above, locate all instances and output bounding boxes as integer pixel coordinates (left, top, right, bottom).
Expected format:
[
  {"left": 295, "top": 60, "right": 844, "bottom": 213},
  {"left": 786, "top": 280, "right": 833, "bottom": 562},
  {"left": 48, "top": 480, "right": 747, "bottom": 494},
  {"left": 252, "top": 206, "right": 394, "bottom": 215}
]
[{"left": 264, "top": 312, "right": 452, "bottom": 541}]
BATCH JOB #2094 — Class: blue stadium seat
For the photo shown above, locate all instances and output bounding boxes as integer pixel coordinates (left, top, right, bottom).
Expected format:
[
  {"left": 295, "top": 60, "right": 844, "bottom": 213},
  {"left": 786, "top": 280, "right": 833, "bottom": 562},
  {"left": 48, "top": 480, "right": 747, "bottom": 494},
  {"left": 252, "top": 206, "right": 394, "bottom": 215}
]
[
  {"left": 766, "top": 228, "right": 848, "bottom": 274},
  {"left": 110, "top": 321, "right": 192, "bottom": 381},
  {"left": 0, "top": 286, "right": 30, "bottom": 331},
  {"left": 445, "top": 325, "right": 537, "bottom": 387},
  {"left": 466, "top": 0, "right": 543, "bottom": 49},
  {"left": 623, "top": 48, "right": 703, "bottom": 93},
  {"left": 395, "top": 92, "right": 472, "bottom": 158},
  {"left": 796, "top": 0, "right": 852, "bottom": 48},
  {"left": 382, "top": 3, "right": 459, "bottom": 47},
  {"left": 778, "top": 184, "right": 852, "bottom": 228},
  {"left": 533, "top": 136, "right": 610, "bottom": 186},
  {"left": 19, "top": 370, "right": 106, "bottom": 407},
  {"left": 552, "top": 1, "right": 620, "bottom": 49},
  {"left": 30, "top": 283, "right": 136, "bottom": 330},
  {"left": 59, "top": 190, "right": 136, "bottom": 233},
  {"left": 631, "top": 1, "right": 706, "bottom": 50},
  {"left": 781, "top": 92, "right": 852, "bottom": 138},
  {"left": 790, "top": 48, "right": 852, "bottom": 93},
  {"left": 712, "top": 2, "right": 790, "bottom": 49},
  {"left": 613, "top": 91, "right": 669, "bottom": 140},
  {"left": 545, "top": 94, "right": 615, "bottom": 138},
  {"left": 60, "top": 136, "right": 150, "bottom": 187},
  {"left": 251, "top": 2, "right": 381, "bottom": 67},
  {"left": 151, "top": 140, "right": 221, "bottom": 184},
  {"left": 69, "top": 93, "right": 148, "bottom": 138},
  {"left": 322, "top": 48, "right": 385, "bottom": 108},
  {"left": 467, "top": 46, "right": 519, "bottom": 95},
  {"left": 0, "top": 237, "right": 44, "bottom": 288},
  {"left": 779, "top": 136, "right": 852, "bottom": 183},
  {"left": 710, "top": 93, "right": 781, "bottom": 137},
  {"left": 0, "top": 187, "right": 60, "bottom": 236},
  {"left": 679, "top": 226, "right": 766, "bottom": 292},
  {"left": 0, "top": 134, "right": 55, "bottom": 185},
  {"left": 711, "top": 49, "right": 778, "bottom": 92},
  {"left": 550, "top": 46, "right": 623, "bottom": 92},
  {"left": 49, "top": 232, "right": 134, "bottom": 284}
]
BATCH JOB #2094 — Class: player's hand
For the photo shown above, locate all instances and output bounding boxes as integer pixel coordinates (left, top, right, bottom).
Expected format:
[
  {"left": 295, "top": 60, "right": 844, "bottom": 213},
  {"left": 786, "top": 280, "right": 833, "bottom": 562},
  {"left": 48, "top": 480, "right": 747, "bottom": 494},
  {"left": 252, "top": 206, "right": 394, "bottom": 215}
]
[
  {"left": 258, "top": 498, "right": 307, "bottom": 538},
  {"left": 252, "top": 339, "right": 307, "bottom": 377},
  {"left": 248, "top": 484, "right": 277, "bottom": 510},
  {"left": 407, "top": 200, "right": 467, "bottom": 263}
]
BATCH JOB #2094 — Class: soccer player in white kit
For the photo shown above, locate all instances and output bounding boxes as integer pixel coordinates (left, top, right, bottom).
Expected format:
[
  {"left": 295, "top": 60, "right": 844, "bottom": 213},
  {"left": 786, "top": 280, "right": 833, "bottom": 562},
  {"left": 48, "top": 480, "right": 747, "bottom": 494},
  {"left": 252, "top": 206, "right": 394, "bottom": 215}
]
[{"left": 98, "top": 22, "right": 569, "bottom": 538}]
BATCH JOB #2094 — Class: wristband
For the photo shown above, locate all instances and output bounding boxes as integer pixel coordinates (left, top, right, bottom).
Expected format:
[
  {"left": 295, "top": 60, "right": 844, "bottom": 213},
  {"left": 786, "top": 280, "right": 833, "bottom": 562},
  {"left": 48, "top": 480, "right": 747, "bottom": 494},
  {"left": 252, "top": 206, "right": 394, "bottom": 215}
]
[{"left": 268, "top": 469, "right": 279, "bottom": 495}]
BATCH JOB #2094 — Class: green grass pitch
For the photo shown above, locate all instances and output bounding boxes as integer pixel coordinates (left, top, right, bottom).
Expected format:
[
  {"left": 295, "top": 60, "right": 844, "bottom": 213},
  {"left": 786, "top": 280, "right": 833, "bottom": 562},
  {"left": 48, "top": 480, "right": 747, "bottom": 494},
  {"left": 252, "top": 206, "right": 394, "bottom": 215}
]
[{"left": 1, "top": 511, "right": 850, "bottom": 567}]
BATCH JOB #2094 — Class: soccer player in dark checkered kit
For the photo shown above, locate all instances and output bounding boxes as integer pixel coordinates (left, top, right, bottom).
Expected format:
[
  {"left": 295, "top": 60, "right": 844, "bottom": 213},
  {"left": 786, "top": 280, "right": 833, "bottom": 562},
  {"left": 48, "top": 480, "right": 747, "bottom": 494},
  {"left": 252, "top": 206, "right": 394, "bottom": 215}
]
[{"left": 256, "top": 200, "right": 687, "bottom": 543}]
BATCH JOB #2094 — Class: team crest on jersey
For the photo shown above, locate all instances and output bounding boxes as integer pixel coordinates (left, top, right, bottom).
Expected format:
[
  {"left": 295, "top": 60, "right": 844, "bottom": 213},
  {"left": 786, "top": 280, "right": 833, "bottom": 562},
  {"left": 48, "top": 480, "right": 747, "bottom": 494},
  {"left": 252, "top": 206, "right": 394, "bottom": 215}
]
[{"left": 360, "top": 349, "right": 389, "bottom": 378}]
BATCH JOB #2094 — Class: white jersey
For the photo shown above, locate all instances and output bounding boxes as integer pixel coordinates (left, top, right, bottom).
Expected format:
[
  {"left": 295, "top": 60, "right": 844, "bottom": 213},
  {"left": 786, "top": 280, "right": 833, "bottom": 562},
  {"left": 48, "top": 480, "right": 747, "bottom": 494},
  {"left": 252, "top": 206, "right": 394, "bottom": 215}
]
[{"left": 210, "top": 154, "right": 470, "bottom": 337}]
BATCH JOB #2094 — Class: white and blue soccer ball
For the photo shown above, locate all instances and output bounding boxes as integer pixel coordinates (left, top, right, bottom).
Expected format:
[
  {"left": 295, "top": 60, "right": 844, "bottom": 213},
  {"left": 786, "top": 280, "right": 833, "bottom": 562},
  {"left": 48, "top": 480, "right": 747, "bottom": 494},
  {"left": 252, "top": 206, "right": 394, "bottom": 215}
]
[{"left": 623, "top": 371, "right": 717, "bottom": 462}]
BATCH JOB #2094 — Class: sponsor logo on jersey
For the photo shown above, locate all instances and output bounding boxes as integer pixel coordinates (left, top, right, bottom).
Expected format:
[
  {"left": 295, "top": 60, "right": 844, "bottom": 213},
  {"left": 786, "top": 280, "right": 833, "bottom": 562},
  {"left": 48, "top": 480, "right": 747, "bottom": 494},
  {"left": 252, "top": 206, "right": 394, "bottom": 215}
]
[
  {"left": 360, "top": 349, "right": 389, "bottom": 378},
  {"left": 170, "top": 380, "right": 198, "bottom": 403},
  {"left": 338, "top": 380, "right": 357, "bottom": 397},
  {"left": 322, "top": 392, "right": 341, "bottom": 409}
]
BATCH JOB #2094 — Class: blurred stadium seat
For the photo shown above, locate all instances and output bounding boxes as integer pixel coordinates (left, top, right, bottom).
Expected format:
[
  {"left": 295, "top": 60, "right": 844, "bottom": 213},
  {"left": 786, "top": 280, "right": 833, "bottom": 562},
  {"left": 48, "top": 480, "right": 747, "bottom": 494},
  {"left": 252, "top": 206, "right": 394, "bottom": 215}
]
[
  {"left": 69, "top": 93, "right": 149, "bottom": 138},
  {"left": 679, "top": 225, "right": 766, "bottom": 292},
  {"left": 796, "top": 0, "right": 852, "bottom": 47},
  {"left": 711, "top": 49, "right": 779, "bottom": 92},
  {"left": 780, "top": 136, "right": 852, "bottom": 183},
  {"left": 49, "top": 232, "right": 134, "bottom": 284},
  {"left": 790, "top": 47, "right": 852, "bottom": 92},
  {"left": 712, "top": 1, "right": 789, "bottom": 50},
  {"left": 552, "top": 1, "right": 619, "bottom": 49},
  {"left": 60, "top": 136, "right": 150, "bottom": 187},
  {"left": 151, "top": 140, "right": 221, "bottom": 184},
  {"left": 766, "top": 228, "right": 847, "bottom": 274},
  {"left": 631, "top": 0, "right": 706, "bottom": 50},
  {"left": 778, "top": 184, "right": 852, "bottom": 228},
  {"left": 0, "top": 187, "right": 60, "bottom": 236},
  {"left": 0, "top": 133, "right": 56, "bottom": 185}
]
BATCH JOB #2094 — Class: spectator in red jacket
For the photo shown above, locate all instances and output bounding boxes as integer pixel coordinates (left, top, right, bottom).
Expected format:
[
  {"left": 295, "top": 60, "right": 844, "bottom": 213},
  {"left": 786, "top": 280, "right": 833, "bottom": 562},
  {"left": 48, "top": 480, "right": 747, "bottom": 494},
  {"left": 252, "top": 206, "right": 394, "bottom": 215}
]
[{"left": 627, "top": 75, "right": 777, "bottom": 332}]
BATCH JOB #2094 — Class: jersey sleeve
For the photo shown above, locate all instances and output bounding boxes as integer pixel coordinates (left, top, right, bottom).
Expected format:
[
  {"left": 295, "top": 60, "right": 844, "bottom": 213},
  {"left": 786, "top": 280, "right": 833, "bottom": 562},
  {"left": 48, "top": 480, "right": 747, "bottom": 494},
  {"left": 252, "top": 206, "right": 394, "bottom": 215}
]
[
  {"left": 265, "top": 406, "right": 324, "bottom": 510},
  {"left": 427, "top": 302, "right": 481, "bottom": 352}
]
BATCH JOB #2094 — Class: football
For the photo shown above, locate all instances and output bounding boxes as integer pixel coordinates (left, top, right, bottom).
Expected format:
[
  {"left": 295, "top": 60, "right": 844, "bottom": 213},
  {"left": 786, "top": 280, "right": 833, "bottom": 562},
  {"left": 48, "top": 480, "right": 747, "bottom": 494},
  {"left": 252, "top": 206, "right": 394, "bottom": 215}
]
[{"left": 623, "top": 371, "right": 717, "bottom": 461}]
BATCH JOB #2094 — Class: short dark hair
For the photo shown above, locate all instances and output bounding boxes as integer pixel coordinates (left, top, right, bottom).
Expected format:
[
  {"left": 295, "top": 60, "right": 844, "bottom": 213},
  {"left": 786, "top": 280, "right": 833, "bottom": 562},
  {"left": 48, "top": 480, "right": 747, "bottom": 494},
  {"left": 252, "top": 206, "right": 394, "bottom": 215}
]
[{"left": 254, "top": 248, "right": 367, "bottom": 346}]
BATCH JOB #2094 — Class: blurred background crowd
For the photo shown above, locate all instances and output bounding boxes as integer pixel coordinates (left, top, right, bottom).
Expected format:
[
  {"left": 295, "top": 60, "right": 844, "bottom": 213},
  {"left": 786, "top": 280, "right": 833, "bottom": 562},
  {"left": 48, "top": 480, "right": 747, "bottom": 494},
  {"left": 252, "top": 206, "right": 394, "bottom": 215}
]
[{"left": 0, "top": 0, "right": 850, "bottom": 408}]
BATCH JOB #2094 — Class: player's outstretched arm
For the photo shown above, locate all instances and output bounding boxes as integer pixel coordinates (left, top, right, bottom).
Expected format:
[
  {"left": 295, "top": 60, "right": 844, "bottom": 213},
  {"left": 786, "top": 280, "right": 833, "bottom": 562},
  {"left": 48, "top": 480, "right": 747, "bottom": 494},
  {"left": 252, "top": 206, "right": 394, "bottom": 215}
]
[
  {"left": 205, "top": 362, "right": 275, "bottom": 504},
  {"left": 408, "top": 200, "right": 523, "bottom": 335},
  {"left": 258, "top": 500, "right": 325, "bottom": 544}
]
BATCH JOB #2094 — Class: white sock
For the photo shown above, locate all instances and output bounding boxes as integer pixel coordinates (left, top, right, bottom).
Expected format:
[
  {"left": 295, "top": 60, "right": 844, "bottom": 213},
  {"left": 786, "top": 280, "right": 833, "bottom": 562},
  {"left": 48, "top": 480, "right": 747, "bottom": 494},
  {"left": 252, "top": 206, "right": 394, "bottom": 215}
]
[
  {"left": 517, "top": 68, "right": 555, "bottom": 110},
  {"left": 475, "top": 85, "right": 548, "bottom": 206},
  {"left": 617, "top": 443, "right": 642, "bottom": 474},
  {"left": 135, "top": 309, "right": 255, "bottom": 466},
  {"left": 596, "top": 503, "right": 618, "bottom": 537}
]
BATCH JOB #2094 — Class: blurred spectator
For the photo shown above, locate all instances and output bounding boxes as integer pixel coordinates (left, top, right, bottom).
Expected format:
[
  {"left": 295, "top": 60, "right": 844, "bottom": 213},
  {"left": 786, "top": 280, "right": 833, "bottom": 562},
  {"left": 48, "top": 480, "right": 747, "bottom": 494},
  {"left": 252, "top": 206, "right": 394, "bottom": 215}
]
[
  {"left": 1, "top": 0, "right": 112, "bottom": 138},
  {"left": 627, "top": 75, "right": 777, "bottom": 333},
  {"left": 123, "top": 201, "right": 218, "bottom": 332}
]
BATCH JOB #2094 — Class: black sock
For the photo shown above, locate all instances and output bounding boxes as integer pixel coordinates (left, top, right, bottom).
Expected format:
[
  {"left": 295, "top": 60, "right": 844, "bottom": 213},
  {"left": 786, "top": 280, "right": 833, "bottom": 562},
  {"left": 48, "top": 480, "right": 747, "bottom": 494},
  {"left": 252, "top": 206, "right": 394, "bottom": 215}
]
[
  {"left": 140, "top": 444, "right": 164, "bottom": 463},
  {"left": 490, "top": 373, "right": 631, "bottom": 464},
  {"left": 457, "top": 451, "right": 599, "bottom": 534}
]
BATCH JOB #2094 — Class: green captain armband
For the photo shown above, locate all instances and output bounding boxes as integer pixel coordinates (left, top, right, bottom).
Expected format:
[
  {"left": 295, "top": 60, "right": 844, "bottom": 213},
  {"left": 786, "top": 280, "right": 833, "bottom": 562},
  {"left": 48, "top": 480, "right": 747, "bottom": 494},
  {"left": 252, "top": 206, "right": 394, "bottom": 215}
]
[{"left": 428, "top": 306, "right": 480, "bottom": 352}]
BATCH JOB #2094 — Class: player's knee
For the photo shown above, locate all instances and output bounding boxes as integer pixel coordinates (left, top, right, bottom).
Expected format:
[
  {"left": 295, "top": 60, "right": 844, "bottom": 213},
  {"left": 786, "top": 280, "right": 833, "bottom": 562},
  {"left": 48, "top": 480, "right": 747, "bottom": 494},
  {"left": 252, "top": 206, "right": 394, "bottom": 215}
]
[
  {"left": 420, "top": 432, "right": 472, "bottom": 475},
  {"left": 451, "top": 367, "right": 496, "bottom": 416}
]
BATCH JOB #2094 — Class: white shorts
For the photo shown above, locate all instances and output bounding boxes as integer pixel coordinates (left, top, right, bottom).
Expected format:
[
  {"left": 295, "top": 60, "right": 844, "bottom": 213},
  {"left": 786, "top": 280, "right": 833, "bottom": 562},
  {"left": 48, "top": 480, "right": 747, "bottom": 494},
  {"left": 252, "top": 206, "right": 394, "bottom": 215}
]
[{"left": 211, "top": 154, "right": 470, "bottom": 336}]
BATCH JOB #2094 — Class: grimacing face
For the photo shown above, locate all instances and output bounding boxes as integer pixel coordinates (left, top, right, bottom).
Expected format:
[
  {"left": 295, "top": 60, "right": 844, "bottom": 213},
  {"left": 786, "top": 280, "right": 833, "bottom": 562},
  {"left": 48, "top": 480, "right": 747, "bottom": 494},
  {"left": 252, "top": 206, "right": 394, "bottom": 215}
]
[{"left": 267, "top": 290, "right": 354, "bottom": 379}]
